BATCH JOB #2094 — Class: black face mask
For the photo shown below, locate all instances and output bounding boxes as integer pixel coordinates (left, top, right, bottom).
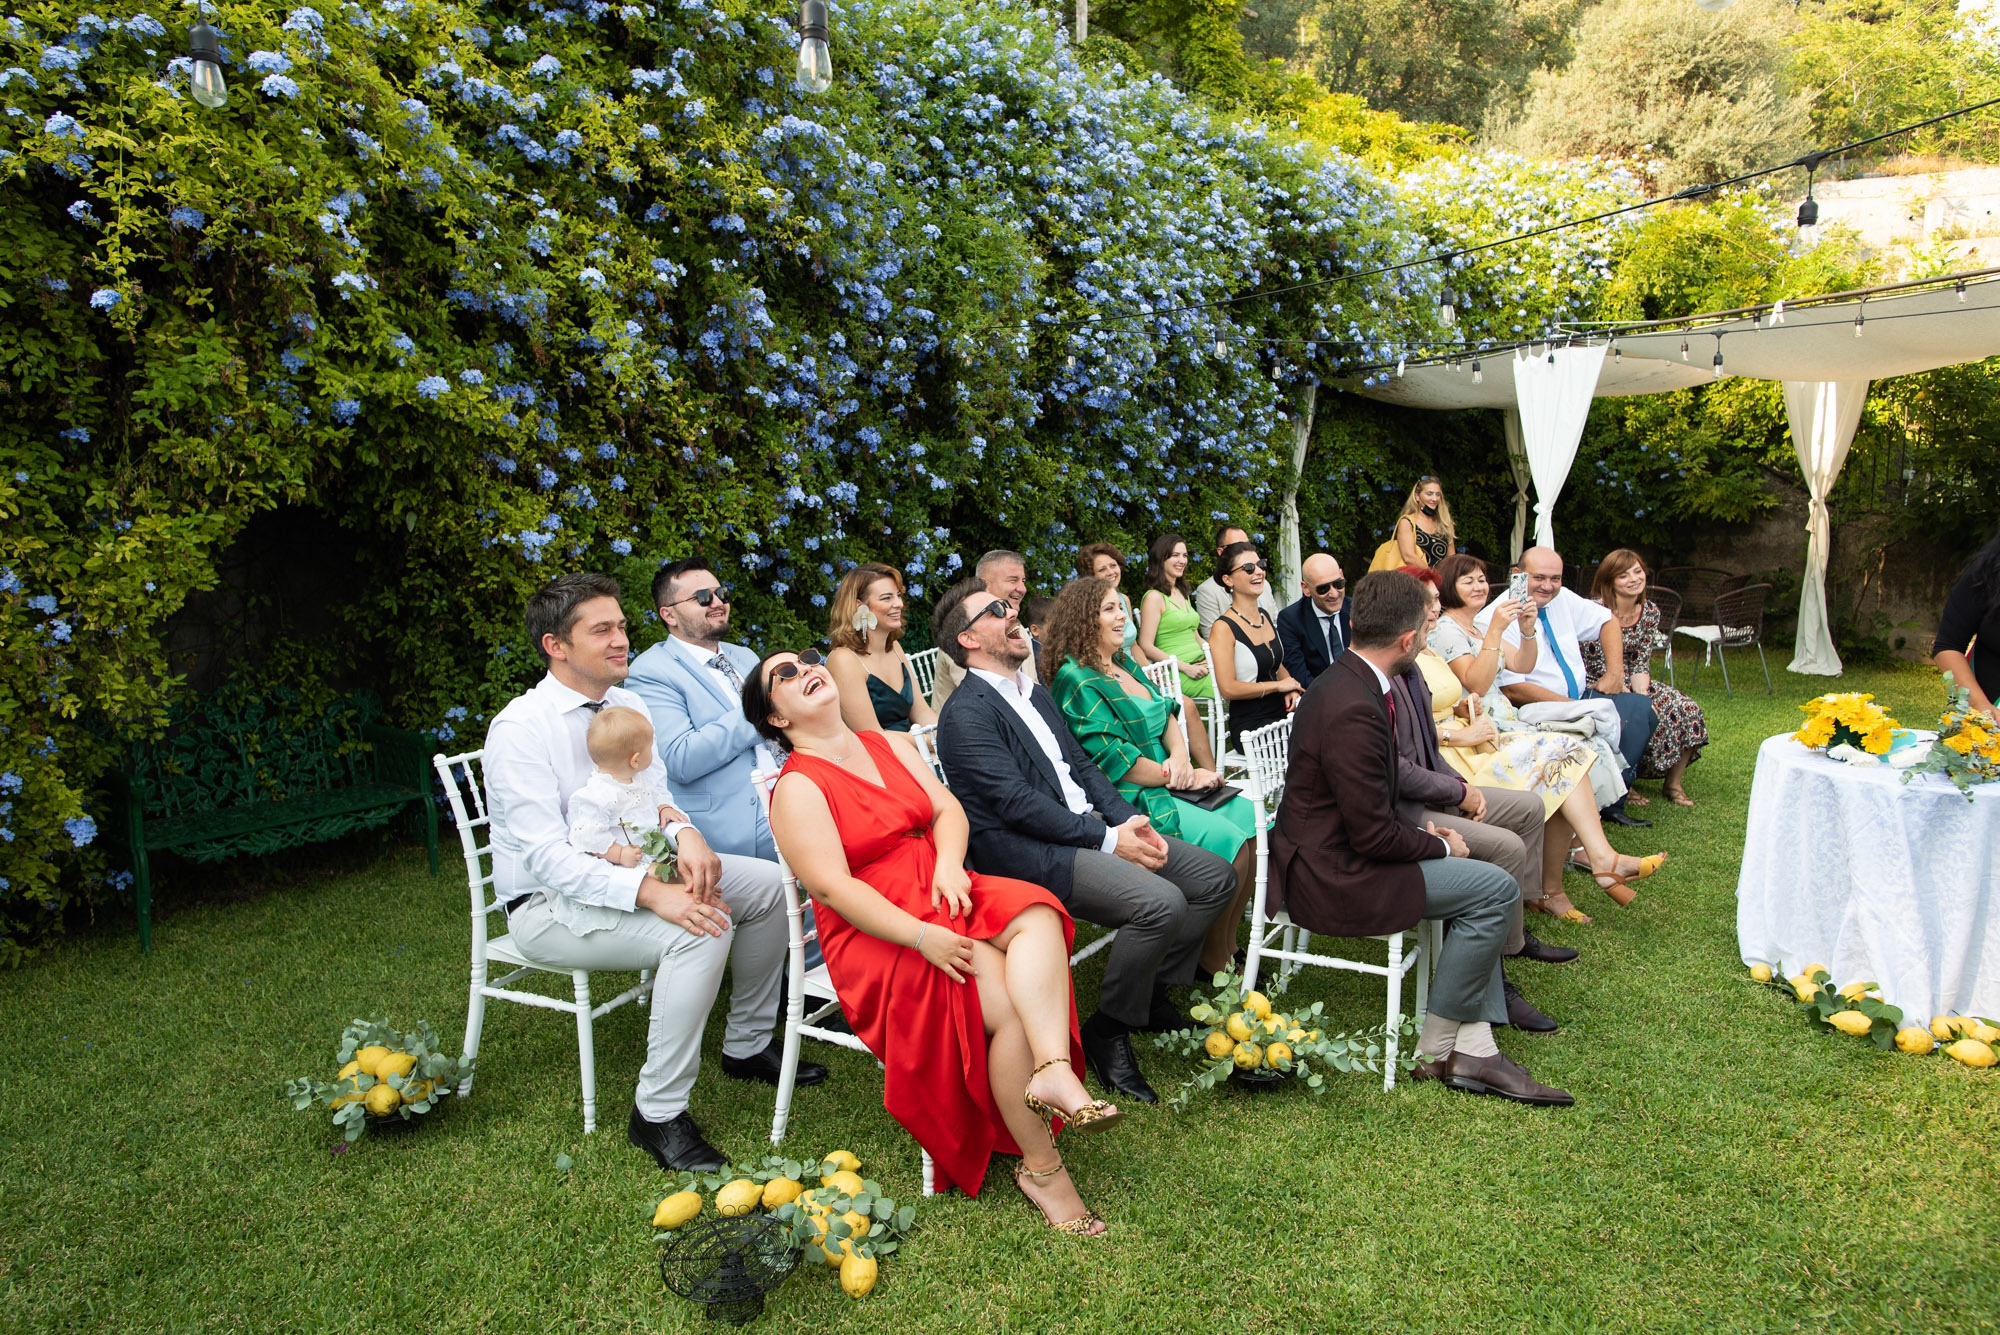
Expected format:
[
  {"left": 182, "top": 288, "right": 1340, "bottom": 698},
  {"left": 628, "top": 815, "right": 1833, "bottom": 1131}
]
[{"left": 1421, "top": 504, "right": 1439, "bottom": 518}]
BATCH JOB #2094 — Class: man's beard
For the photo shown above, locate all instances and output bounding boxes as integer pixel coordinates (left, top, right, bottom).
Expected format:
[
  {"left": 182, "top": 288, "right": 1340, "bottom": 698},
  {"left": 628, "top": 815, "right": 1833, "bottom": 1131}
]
[
  {"left": 683, "top": 616, "right": 728, "bottom": 648},
  {"left": 1388, "top": 644, "right": 1421, "bottom": 677}
]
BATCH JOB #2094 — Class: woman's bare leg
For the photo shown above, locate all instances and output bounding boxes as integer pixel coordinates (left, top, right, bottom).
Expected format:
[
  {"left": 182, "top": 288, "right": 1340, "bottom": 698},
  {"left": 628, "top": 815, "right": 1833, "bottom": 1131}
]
[
  {"left": 973, "top": 940, "right": 1103, "bottom": 1234},
  {"left": 1663, "top": 754, "right": 1694, "bottom": 805},
  {"left": 1186, "top": 706, "right": 1216, "bottom": 771},
  {"left": 1560, "top": 785, "right": 1661, "bottom": 880},
  {"left": 1199, "top": 842, "right": 1254, "bottom": 975},
  {"left": 1537, "top": 811, "right": 1585, "bottom": 916}
]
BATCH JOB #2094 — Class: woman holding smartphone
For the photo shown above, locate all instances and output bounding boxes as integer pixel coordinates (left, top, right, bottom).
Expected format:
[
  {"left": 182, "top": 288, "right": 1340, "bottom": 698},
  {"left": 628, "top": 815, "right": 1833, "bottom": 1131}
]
[{"left": 1430, "top": 555, "right": 1538, "bottom": 695}]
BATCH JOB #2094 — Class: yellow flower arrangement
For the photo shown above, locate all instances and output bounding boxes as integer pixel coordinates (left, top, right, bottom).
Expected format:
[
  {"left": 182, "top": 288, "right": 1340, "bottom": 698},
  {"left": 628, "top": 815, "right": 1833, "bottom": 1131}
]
[
  {"left": 1905, "top": 673, "right": 2000, "bottom": 799},
  {"left": 1794, "top": 692, "right": 1899, "bottom": 755}
]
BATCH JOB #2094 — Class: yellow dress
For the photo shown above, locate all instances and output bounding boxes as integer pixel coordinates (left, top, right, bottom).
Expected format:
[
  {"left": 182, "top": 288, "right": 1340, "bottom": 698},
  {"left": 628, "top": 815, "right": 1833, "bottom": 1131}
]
[{"left": 1417, "top": 650, "right": 1591, "bottom": 818}]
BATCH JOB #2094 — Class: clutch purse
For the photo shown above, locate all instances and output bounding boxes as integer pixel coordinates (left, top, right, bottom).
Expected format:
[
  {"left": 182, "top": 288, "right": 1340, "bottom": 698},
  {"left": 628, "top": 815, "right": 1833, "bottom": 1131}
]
[{"left": 1167, "top": 783, "right": 1242, "bottom": 811}]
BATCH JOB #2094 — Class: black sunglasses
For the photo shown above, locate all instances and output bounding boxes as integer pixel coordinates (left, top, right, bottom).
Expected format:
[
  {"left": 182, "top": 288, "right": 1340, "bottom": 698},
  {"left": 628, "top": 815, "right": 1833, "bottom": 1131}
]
[
  {"left": 1232, "top": 559, "right": 1269, "bottom": 577},
  {"left": 764, "top": 649, "right": 825, "bottom": 688},
  {"left": 1312, "top": 578, "right": 1347, "bottom": 595},
  {"left": 970, "top": 598, "right": 1011, "bottom": 625},
  {"left": 667, "top": 583, "right": 734, "bottom": 610}
]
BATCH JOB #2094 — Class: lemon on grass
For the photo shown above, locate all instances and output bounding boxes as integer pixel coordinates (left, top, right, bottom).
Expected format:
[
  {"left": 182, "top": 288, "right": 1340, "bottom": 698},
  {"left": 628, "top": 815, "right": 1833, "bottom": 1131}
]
[
  {"left": 716, "top": 1179, "right": 764, "bottom": 1217},
  {"left": 1790, "top": 975, "right": 1820, "bottom": 1003},
  {"left": 376, "top": 1051, "right": 418, "bottom": 1081},
  {"left": 1203, "top": 1030, "right": 1235, "bottom": 1060},
  {"left": 1837, "top": 982, "right": 1879, "bottom": 1002},
  {"left": 820, "top": 1150, "right": 861, "bottom": 1180},
  {"left": 840, "top": 1252, "right": 879, "bottom": 1298},
  {"left": 1749, "top": 963, "right": 1774, "bottom": 983},
  {"left": 401, "top": 1079, "right": 435, "bottom": 1106},
  {"left": 330, "top": 1086, "right": 364, "bottom": 1109},
  {"left": 762, "top": 1178, "right": 805, "bottom": 1210},
  {"left": 822, "top": 1169, "right": 866, "bottom": 1199},
  {"left": 1232, "top": 1041, "right": 1263, "bottom": 1070},
  {"left": 336, "top": 1060, "right": 363, "bottom": 1081},
  {"left": 1963, "top": 1019, "right": 2000, "bottom": 1045},
  {"left": 1895, "top": 1027, "right": 1937, "bottom": 1055},
  {"left": 653, "top": 1191, "right": 702, "bottom": 1229},
  {"left": 362, "top": 1082, "right": 402, "bottom": 1117},
  {"left": 1828, "top": 1010, "right": 1874, "bottom": 1037},
  {"left": 354, "top": 1045, "right": 394, "bottom": 1078},
  {"left": 1264, "top": 1041, "right": 1294, "bottom": 1068},
  {"left": 1243, "top": 991, "right": 1273, "bottom": 1020},
  {"left": 840, "top": 1209, "right": 871, "bottom": 1243},
  {"left": 1224, "top": 1012, "right": 1256, "bottom": 1043},
  {"left": 1944, "top": 1038, "right": 1997, "bottom": 1068},
  {"left": 1930, "top": 1015, "right": 1962, "bottom": 1041}
]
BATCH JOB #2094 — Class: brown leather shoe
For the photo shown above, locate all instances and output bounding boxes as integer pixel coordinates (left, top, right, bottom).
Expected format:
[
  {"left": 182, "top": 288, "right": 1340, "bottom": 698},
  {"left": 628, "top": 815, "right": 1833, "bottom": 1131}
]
[{"left": 1411, "top": 1050, "right": 1573, "bottom": 1106}]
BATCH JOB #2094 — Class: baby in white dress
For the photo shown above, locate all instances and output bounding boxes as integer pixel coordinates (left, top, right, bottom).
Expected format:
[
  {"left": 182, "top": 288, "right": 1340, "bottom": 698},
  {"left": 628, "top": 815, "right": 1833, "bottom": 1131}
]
[{"left": 567, "top": 706, "right": 671, "bottom": 870}]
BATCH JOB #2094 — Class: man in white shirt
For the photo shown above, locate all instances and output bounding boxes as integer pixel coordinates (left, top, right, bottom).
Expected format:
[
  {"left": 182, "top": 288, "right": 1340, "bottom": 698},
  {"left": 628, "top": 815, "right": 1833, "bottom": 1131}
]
[
  {"left": 1194, "top": 524, "right": 1280, "bottom": 640},
  {"left": 930, "top": 578, "right": 1237, "bottom": 1106},
  {"left": 486, "top": 574, "right": 823, "bottom": 1174},
  {"left": 1475, "top": 546, "right": 1658, "bottom": 826},
  {"left": 930, "top": 549, "right": 1035, "bottom": 706}
]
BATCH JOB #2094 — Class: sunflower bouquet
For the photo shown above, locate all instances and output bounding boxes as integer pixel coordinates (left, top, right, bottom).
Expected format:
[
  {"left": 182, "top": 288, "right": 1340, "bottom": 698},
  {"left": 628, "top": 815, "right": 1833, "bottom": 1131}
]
[
  {"left": 1900, "top": 673, "right": 2000, "bottom": 799},
  {"left": 1794, "top": 692, "right": 1899, "bottom": 756}
]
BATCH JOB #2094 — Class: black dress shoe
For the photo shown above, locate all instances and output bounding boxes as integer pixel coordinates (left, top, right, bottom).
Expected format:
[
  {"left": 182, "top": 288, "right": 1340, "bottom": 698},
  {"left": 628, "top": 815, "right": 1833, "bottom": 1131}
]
[
  {"left": 1502, "top": 974, "right": 1559, "bottom": 1032},
  {"left": 1603, "top": 808, "right": 1653, "bottom": 828},
  {"left": 1412, "top": 1050, "right": 1573, "bottom": 1106},
  {"left": 1507, "top": 931, "right": 1580, "bottom": 965},
  {"left": 721, "top": 1041, "right": 828, "bottom": 1088},
  {"left": 629, "top": 1107, "right": 727, "bottom": 1172},
  {"left": 1079, "top": 1013, "right": 1159, "bottom": 1104}
]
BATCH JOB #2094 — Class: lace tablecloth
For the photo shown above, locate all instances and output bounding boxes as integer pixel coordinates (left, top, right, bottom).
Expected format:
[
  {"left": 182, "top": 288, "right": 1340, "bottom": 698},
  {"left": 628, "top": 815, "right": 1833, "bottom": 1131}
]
[{"left": 1737, "top": 734, "right": 1999, "bottom": 1022}]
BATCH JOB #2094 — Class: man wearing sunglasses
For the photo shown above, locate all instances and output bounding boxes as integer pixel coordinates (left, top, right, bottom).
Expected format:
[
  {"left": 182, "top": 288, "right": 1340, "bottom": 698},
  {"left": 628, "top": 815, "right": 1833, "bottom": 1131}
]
[
  {"left": 1275, "top": 552, "right": 1352, "bottom": 690},
  {"left": 930, "top": 549, "right": 1034, "bottom": 708},
  {"left": 626, "top": 558, "right": 782, "bottom": 865},
  {"left": 930, "top": 578, "right": 1237, "bottom": 1106}
]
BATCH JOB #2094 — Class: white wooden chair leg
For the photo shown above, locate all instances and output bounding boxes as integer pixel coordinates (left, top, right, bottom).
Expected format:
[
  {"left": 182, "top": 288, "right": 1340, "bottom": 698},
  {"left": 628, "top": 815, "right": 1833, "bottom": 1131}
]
[
  {"left": 1383, "top": 932, "right": 1404, "bottom": 1093},
  {"left": 1414, "top": 923, "right": 1431, "bottom": 1018},
  {"left": 460, "top": 955, "right": 487, "bottom": 1099},
  {"left": 638, "top": 968, "right": 652, "bottom": 1007},
  {"left": 771, "top": 887, "right": 808, "bottom": 1145},
  {"left": 572, "top": 971, "right": 598, "bottom": 1135},
  {"left": 921, "top": 1150, "right": 935, "bottom": 1198}
]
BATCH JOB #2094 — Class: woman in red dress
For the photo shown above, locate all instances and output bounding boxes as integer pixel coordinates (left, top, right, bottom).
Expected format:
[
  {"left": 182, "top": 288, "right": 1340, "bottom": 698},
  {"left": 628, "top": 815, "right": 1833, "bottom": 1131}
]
[{"left": 746, "top": 649, "right": 1120, "bottom": 1235}]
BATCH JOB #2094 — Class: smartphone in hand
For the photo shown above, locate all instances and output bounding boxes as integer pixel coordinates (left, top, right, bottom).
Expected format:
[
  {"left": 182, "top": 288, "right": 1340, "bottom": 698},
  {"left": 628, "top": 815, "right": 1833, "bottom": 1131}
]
[{"left": 1508, "top": 570, "right": 1530, "bottom": 601}]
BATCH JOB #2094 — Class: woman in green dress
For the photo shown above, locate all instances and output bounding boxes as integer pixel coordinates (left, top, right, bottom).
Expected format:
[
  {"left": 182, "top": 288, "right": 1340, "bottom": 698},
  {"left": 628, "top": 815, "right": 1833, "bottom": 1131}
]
[
  {"left": 1136, "top": 532, "right": 1220, "bottom": 771},
  {"left": 1045, "top": 575, "right": 1258, "bottom": 975}
]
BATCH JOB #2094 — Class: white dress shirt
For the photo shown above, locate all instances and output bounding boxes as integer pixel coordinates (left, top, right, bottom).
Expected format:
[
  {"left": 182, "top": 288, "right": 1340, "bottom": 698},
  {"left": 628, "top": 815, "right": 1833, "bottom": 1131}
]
[
  {"left": 668, "top": 633, "right": 781, "bottom": 775},
  {"left": 1315, "top": 605, "right": 1345, "bottom": 660},
  {"left": 1476, "top": 586, "right": 1608, "bottom": 701},
  {"left": 486, "top": 674, "right": 690, "bottom": 935},
  {"left": 968, "top": 663, "right": 1121, "bottom": 856}
]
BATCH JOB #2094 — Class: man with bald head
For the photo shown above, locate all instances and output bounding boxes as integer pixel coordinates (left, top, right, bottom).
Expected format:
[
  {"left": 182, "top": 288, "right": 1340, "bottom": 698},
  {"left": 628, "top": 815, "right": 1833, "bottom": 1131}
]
[
  {"left": 1476, "top": 546, "right": 1657, "bottom": 827},
  {"left": 1275, "top": 553, "right": 1351, "bottom": 690}
]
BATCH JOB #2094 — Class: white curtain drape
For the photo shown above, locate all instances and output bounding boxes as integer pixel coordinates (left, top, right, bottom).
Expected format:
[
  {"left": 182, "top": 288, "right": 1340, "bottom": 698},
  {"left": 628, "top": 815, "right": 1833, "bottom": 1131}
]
[
  {"left": 1782, "top": 379, "right": 1870, "bottom": 676},
  {"left": 1512, "top": 344, "right": 1607, "bottom": 552},
  {"left": 1502, "top": 407, "right": 1531, "bottom": 564}
]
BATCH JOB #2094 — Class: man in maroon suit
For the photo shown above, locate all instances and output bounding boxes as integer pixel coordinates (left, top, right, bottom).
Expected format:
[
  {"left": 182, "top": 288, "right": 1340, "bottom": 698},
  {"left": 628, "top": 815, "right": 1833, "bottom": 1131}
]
[{"left": 1272, "top": 571, "right": 1572, "bottom": 1106}]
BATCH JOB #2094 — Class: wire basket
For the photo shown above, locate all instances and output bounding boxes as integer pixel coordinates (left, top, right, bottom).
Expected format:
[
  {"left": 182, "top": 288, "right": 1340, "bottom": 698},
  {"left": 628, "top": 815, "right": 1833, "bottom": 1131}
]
[{"left": 658, "top": 1215, "right": 800, "bottom": 1325}]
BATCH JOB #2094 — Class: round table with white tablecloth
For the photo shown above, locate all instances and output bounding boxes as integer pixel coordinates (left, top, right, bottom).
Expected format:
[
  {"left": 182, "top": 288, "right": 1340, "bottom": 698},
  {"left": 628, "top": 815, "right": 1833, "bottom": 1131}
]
[{"left": 1737, "top": 733, "right": 2000, "bottom": 1023}]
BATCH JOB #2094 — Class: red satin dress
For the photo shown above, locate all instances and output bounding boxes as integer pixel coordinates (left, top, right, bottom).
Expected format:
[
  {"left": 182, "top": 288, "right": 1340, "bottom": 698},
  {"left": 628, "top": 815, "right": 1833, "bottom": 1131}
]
[{"left": 782, "top": 730, "right": 1083, "bottom": 1197}]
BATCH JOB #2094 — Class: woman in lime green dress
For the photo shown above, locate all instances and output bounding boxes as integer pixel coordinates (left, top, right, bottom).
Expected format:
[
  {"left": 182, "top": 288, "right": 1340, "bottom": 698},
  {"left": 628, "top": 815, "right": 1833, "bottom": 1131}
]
[
  {"left": 1136, "top": 533, "right": 1221, "bottom": 770},
  {"left": 1045, "top": 575, "right": 1257, "bottom": 974}
]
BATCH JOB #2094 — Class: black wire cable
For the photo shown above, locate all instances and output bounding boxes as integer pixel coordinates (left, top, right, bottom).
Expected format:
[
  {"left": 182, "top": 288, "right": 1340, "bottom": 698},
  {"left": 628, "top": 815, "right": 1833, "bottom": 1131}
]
[{"left": 984, "top": 94, "right": 2000, "bottom": 339}]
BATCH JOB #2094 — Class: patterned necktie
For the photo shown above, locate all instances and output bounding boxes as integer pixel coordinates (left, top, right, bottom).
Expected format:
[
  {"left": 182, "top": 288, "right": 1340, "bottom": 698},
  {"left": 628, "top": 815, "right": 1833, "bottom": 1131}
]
[
  {"left": 715, "top": 652, "right": 786, "bottom": 761},
  {"left": 580, "top": 700, "right": 605, "bottom": 713}
]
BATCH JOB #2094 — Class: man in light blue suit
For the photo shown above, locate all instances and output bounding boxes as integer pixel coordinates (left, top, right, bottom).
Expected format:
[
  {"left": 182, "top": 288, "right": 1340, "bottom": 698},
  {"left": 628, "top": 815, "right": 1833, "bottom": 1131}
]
[{"left": 624, "top": 557, "right": 780, "bottom": 862}]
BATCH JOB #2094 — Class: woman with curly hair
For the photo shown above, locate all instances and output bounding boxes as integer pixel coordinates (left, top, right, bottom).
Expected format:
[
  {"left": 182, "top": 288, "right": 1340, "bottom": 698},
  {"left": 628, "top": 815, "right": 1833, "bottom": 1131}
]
[{"left": 1042, "top": 576, "right": 1257, "bottom": 974}]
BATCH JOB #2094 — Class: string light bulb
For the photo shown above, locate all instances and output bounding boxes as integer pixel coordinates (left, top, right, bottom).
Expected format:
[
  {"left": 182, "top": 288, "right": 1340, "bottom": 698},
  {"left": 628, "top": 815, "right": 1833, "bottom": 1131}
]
[
  {"left": 1396, "top": 356, "right": 1406, "bottom": 377},
  {"left": 1612, "top": 342, "right": 1621, "bottom": 363},
  {"left": 795, "top": 0, "right": 832, "bottom": 94},
  {"left": 1438, "top": 288, "right": 1457, "bottom": 326},
  {"left": 1956, "top": 280, "right": 1968, "bottom": 302},
  {"left": 1712, "top": 336, "right": 1727, "bottom": 379},
  {"left": 1471, "top": 359, "right": 1483, "bottom": 385},
  {"left": 1214, "top": 337, "right": 1227, "bottom": 358},
  {"left": 1680, "top": 339, "right": 1690, "bottom": 361},
  {"left": 189, "top": 15, "right": 228, "bottom": 109},
  {"left": 1854, "top": 304, "right": 1865, "bottom": 338}
]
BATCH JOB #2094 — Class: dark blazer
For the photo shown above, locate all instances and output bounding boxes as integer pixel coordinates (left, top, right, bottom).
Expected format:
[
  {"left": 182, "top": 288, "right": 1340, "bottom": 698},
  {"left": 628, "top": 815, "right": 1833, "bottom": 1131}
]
[
  {"left": 1275, "top": 595, "right": 1351, "bottom": 689},
  {"left": 1391, "top": 667, "right": 1468, "bottom": 826},
  {"left": 934, "top": 669, "right": 1142, "bottom": 901},
  {"left": 1270, "top": 652, "right": 1443, "bottom": 937}
]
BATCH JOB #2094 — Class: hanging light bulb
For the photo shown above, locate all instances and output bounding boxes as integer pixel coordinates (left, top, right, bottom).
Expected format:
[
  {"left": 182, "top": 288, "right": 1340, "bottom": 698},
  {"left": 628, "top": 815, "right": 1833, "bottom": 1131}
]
[
  {"left": 1066, "top": 353, "right": 1076, "bottom": 370},
  {"left": 1438, "top": 287, "right": 1456, "bottom": 327},
  {"left": 1214, "top": 337, "right": 1227, "bottom": 358},
  {"left": 189, "top": 15, "right": 228, "bottom": 109},
  {"left": 1612, "top": 341, "right": 1622, "bottom": 364},
  {"left": 1471, "top": 359, "right": 1483, "bottom": 385},
  {"left": 1853, "top": 304, "right": 1865, "bottom": 338},
  {"left": 1956, "top": 280, "right": 1968, "bottom": 302},
  {"left": 1680, "top": 339, "right": 1690, "bottom": 361},
  {"left": 1546, "top": 346, "right": 1555, "bottom": 365},
  {"left": 795, "top": 0, "right": 832, "bottom": 95},
  {"left": 1396, "top": 356, "right": 1406, "bottom": 377},
  {"left": 1712, "top": 337, "right": 1727, "bottom": 379}
]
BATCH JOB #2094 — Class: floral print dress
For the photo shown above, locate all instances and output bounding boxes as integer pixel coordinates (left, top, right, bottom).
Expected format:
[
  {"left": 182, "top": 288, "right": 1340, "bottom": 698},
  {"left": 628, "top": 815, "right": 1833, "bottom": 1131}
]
[{"left": 1580, "top": 601, "right": 1710, "bottom": 778}]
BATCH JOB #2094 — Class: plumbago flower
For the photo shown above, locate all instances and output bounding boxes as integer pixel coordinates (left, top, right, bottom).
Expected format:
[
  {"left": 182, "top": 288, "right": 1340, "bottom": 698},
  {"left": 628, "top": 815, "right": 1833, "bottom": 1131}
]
[{"left": 0, "top": 0, "right": 1649, "bottom": 956}]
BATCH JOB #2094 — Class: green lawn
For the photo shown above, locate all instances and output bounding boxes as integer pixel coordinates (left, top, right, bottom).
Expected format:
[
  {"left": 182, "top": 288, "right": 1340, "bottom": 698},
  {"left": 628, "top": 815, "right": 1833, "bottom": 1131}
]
[{"left": 4, "top": 655, "right": 1996, "bottom": 1333}]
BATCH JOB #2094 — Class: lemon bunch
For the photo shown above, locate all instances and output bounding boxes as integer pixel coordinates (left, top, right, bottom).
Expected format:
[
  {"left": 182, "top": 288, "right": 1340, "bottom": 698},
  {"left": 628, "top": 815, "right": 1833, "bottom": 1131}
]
[
  {"left": 1750, "top": 965, "right": 2000, "bottom": 1068},
  {"left": 1154, "top": 969, "right": 1417, "bottom": 1109},
  {"left": 653, "top": 1151, "right": 917, "bottom": 1300},
  {"left": 1930, "top": 1015, "right": 2000, "bottom": 1067},
  {"left": 284, "top": 1016, "right": 471, "bottom": 1141}
]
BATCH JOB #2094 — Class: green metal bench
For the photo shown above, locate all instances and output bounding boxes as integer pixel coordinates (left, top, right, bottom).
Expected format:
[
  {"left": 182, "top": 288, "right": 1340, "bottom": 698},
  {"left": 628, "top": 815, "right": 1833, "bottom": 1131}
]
[{"left": 110, "top": 686, "right": 439, "bottom": 951}]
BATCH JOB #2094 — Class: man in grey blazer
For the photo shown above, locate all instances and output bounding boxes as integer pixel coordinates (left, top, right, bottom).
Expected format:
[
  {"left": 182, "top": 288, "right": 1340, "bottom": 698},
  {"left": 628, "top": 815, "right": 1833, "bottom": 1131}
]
[{"left": 625, "top": 558, "right": 780, "bottom": 863}]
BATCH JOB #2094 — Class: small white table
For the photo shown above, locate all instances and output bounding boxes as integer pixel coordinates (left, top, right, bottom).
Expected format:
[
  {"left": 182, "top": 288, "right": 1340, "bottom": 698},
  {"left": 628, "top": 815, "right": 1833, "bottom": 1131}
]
[{"left": 1737, "top": 734, "right": 1999, "bottom": 1023}]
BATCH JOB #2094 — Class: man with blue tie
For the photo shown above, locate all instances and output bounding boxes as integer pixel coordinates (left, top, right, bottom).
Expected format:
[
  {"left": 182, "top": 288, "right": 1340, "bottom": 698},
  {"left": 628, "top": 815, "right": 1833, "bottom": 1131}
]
[
  {"left": 626, "top": 558, "right": 782, "bottom": 862},
  {"left": 1275, "top": 552, "right": 1351, "bottom": 690},
  {"left": 1480, "top": 546, "right": 1657, "bottom": 828}
]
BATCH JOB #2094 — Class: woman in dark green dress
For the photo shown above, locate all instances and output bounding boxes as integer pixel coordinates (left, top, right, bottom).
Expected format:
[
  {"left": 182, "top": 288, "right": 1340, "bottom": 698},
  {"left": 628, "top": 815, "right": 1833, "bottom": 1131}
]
[
  {"left": 1042, "top": 575, "right": 1258, "bottom": 975},
  {"left": 825, "top": 563, "right": 937, "bottom": 734}
]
